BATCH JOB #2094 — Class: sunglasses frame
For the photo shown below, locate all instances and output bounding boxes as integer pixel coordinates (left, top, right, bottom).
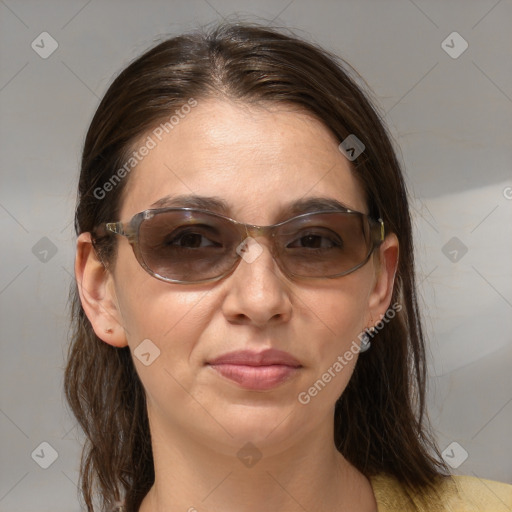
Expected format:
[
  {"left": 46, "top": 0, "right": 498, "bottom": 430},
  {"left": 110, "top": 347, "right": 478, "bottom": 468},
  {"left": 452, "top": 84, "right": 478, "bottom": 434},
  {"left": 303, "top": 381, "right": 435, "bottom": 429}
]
[{"left": 98, "top": 207, "right": 385, "bottom": 284}]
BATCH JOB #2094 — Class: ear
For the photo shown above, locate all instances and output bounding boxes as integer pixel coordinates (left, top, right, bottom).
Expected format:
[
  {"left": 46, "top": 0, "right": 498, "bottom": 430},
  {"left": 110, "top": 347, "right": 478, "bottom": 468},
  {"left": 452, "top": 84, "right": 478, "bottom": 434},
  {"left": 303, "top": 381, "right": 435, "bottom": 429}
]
[
  {"left": 367, "top": 233, "right": 399, "bottom": 327},
  {"left": 75, "top": 232, "right": 128, "bottom": 347}
]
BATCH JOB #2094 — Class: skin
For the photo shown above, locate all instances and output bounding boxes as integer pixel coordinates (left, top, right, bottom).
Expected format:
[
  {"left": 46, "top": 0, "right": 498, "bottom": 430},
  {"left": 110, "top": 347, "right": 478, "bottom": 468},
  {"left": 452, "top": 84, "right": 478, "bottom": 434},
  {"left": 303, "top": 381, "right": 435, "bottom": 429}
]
[{"left": 76, "top": 98, "right": 398, "bottom": 512}]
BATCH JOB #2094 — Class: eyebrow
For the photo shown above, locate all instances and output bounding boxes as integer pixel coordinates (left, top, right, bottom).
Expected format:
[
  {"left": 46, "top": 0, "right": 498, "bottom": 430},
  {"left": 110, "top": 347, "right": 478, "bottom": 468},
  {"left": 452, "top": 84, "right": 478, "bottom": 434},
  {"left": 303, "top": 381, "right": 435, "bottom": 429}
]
[{"left": 149, "top": 194, "right": 361, "bottom": 219}]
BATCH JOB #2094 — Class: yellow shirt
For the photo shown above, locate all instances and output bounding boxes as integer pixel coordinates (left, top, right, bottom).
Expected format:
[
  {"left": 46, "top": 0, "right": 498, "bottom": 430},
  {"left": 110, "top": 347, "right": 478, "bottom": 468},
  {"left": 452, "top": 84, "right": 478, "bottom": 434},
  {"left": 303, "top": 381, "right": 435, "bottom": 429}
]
[{"left": 369, "top": 473, "right": 512, "bottom": 511}]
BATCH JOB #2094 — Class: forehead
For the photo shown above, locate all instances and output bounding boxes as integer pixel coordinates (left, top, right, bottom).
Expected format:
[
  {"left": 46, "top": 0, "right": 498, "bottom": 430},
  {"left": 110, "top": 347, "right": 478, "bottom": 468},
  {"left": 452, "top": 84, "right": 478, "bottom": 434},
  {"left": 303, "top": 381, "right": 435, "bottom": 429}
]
[{"left": 119, "top": 98, "right": 366, "bottom": 222}]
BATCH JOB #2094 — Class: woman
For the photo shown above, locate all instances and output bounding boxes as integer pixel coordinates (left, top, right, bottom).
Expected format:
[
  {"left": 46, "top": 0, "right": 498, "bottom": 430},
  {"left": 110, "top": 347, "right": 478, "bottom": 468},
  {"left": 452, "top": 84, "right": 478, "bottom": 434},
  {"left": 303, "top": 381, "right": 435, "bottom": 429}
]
[{"left": 64, "top": 22, "right": 512, "bottom": 512}]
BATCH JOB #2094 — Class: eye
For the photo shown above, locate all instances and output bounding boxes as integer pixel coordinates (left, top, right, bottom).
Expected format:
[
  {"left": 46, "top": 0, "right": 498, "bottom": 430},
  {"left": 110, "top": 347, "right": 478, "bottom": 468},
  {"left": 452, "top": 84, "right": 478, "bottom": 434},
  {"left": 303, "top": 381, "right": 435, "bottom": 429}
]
[
  {"left": 163, "top": 227, "right": 222, "bottom": 249},
  {"left": 286, "top": 230, "right": 343, "bottom": 249}
]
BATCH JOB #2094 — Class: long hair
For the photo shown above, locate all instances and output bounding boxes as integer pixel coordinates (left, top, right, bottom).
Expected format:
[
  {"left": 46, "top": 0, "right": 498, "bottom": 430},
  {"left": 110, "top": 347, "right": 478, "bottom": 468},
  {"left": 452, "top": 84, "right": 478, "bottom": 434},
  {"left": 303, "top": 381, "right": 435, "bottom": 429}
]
[{"left": 64, "top": 21, "right": 450, "bottom": 512}]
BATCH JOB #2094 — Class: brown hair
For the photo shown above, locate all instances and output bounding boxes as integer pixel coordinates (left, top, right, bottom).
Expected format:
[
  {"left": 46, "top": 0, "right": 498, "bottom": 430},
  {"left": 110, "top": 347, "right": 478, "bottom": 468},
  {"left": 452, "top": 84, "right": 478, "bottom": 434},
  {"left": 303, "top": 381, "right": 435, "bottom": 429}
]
[{"left": 64, "top": 21, "right": 450, "bottom": 512}]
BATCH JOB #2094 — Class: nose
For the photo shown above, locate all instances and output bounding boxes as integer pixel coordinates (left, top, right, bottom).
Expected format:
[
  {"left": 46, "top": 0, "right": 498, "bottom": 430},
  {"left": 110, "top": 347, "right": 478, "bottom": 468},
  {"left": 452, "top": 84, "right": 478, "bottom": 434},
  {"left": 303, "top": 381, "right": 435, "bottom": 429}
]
[{"left": 220, "top": 237, "right": 292, "bottom": 327}]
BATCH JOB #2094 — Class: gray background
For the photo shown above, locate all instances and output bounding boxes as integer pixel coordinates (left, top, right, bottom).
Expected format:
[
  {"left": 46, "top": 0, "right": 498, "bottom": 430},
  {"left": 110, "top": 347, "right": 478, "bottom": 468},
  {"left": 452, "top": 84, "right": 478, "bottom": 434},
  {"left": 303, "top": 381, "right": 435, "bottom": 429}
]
[{"left": 1, "top": 0, "right": 511, "bottom": 510}]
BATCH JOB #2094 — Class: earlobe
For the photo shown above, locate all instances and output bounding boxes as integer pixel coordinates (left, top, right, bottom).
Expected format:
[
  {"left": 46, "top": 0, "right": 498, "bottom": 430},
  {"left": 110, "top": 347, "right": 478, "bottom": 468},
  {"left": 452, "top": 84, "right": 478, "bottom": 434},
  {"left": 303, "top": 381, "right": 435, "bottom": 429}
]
[
  {"left": 367, "top": 233, "right": 399, "bottom": 323},
  {"left": 75, "top": 232, "right": 128, "bottom": 348}
]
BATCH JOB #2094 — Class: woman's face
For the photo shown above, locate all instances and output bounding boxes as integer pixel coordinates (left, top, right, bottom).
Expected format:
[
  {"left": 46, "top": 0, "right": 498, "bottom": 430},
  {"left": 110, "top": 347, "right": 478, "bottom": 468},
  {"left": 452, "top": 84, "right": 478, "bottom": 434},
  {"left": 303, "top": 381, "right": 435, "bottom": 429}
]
[{"left": 86, "top": 98, "right": 396, "bottom": 457}]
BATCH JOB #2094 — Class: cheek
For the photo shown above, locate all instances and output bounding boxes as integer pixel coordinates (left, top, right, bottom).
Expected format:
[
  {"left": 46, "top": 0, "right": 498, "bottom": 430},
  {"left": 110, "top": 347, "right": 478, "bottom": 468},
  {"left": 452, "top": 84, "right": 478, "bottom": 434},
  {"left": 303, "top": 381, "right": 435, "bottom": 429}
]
[
  {"left": 113, "top": 242, "right": 206, "bottom": 339},
  {"left": 294, "top": 280, "right": 370, "bottom": 397},
  {"left": 298, "top": 280, "right": 369, "bottom": 347},
  {"left": 117, "top": 283, "right": 212, "bottom": 354},
  {"left": 112, "top": 247, "right": 213, "bottom": 377},
  {"left": 116, "top": 283, "right": 217, "bottom": 420}
]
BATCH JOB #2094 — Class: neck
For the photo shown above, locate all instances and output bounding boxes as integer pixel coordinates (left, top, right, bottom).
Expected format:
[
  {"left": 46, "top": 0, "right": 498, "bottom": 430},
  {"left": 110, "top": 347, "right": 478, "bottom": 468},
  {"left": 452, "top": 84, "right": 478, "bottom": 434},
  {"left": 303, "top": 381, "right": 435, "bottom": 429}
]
[{"left": 138, "top": 410, "right": 377, "bottom": 512}]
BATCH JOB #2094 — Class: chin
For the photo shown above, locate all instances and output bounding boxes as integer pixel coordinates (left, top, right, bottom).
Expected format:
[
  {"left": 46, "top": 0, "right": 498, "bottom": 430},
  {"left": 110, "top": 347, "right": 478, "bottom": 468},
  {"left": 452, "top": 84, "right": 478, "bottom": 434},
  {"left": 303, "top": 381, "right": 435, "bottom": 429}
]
[{"left": 211, "top": 403, "right": 306, "bottom": 449}]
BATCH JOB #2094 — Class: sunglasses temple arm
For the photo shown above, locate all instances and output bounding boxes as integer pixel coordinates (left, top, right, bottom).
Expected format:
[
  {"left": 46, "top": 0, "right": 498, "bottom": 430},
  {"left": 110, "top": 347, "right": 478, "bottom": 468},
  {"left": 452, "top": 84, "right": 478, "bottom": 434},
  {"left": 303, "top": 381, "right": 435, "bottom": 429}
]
[{"left": 105, "top": 222, "right": 125, "bottom": 235}]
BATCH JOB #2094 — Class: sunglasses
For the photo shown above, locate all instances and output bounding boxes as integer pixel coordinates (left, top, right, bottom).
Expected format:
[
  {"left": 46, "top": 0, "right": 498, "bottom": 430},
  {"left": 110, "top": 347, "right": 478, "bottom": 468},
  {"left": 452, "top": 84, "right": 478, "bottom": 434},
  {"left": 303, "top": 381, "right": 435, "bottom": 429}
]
[{"left": 96, "top": 207, "right": 385, "bottom": 284}]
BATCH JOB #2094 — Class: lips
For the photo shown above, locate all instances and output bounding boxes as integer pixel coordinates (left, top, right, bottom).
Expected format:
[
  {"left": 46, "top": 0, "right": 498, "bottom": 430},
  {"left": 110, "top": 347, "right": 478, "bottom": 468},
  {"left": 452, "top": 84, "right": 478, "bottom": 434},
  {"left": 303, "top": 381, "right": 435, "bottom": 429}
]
[
  {"left": 207, "top": 349, "right": 302, "bottom": 390},
  {"left": 208, "top": 349, "right": 301, "bottom": 367}
]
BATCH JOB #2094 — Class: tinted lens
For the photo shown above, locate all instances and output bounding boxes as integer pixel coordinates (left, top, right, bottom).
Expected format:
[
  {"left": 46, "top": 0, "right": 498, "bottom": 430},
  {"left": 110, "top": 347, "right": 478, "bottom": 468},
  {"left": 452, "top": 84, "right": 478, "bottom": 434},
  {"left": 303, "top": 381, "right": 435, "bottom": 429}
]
[
  {"left": 135, "top": 210, "right": 377, "bottom": 282},
  {"left": 138, "top": 210, "right": 240, "bottom": 282},
  {"left": 275, "top": 212, "right": 373, "bottom": 277}
]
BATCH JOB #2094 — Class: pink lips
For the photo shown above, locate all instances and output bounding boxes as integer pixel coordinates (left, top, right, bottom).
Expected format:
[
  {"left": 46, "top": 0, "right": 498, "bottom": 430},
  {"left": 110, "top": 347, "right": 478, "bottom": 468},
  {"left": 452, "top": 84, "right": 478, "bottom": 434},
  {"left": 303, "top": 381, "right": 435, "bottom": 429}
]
[{"left": 207, "top": 349, "right": 302, "bottom": 390}]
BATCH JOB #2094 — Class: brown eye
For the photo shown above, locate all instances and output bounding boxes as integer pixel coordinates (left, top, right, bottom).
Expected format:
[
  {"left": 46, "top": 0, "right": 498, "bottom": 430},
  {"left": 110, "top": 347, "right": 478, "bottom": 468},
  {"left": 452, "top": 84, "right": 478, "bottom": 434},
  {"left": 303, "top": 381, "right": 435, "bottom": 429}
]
[
  {"left": 163, "top": 228, "right": 222, "bottom": 249},
  {"left": 286, "top": 230, "right": 343, "bottom": 250}
]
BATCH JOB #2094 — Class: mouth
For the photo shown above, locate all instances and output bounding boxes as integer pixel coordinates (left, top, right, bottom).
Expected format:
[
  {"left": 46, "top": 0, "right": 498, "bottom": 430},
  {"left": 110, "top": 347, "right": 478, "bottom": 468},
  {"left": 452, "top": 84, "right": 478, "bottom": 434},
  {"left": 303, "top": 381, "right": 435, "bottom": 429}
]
[{"left": 206, "top": 349, "right": 302, "bottom": 391}]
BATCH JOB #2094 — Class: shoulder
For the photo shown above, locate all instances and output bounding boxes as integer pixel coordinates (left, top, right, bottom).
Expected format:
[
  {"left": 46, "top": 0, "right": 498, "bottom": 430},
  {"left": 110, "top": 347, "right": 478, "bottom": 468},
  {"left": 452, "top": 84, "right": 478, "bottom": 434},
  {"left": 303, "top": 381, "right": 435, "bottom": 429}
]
[
  {"left": 449, "top": 475, "right": 512, "bottom": 511},
  {"left": 369, "top": 472, "right": 512, "bottom": 512}
]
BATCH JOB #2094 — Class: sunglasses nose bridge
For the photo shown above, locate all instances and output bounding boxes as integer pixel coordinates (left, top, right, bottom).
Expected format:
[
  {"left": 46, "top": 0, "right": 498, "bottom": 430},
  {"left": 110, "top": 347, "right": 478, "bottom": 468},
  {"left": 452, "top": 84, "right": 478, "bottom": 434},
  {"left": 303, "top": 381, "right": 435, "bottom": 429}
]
[
  {"left": 240, "top": 225, "right": 280, "bottom": 254},
  {"left": 231, "top": 224, "right": 279, "bottom": 264},
  {"left": 244, "top": 224, "right": 273, "bottom": 237},
  {"left": 232, "top": 224, "right": 285, "bottom": 279}
]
